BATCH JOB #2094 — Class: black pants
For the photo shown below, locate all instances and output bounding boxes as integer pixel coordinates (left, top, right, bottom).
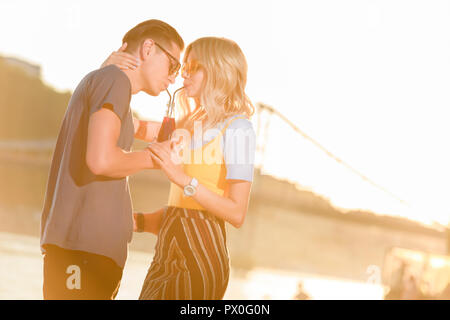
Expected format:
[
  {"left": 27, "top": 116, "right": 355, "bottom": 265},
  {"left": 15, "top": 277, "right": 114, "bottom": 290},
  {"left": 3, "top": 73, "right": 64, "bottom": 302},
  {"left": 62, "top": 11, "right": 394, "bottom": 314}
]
[{"left": 43, "top": 244, "right": 123, "bottom": 300}]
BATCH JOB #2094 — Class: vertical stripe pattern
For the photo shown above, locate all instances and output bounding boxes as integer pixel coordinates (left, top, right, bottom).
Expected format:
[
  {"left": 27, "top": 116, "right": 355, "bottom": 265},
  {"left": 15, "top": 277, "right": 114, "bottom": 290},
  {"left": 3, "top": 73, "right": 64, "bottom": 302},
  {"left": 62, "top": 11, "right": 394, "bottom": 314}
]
[{"left": 139, "top": 206, "right": 230, "bottom": 300}]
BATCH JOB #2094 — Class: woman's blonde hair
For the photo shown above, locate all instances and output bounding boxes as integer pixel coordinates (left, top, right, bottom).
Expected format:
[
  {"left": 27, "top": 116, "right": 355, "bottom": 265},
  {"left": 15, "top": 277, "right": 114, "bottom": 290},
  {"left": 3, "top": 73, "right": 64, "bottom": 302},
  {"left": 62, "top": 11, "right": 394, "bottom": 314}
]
[{"left": 176, "top": 37, "right": 254, "bottom": 132}]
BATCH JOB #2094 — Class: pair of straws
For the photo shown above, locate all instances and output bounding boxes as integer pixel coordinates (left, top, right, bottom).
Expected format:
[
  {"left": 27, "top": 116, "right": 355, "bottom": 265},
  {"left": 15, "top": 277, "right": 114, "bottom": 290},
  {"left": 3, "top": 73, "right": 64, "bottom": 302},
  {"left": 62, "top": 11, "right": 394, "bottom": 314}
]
[{"left": 165, "top": 87, "right": 184, "bottom": 118}]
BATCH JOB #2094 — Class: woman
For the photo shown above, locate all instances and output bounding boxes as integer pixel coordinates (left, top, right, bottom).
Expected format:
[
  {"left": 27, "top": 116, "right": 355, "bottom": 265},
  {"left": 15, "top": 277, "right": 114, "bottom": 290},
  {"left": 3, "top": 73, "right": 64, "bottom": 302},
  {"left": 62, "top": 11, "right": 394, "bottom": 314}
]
[{"left": 107, "top": 37, "right": 255, "bottom": 300}]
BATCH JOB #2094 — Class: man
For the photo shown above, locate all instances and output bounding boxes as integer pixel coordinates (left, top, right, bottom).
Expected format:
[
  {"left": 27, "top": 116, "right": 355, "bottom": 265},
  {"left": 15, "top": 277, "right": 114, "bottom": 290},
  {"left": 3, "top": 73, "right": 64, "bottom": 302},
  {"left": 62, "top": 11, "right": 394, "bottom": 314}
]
[{"left": 40, "top": 19, "right": 184, "bottom": 300}]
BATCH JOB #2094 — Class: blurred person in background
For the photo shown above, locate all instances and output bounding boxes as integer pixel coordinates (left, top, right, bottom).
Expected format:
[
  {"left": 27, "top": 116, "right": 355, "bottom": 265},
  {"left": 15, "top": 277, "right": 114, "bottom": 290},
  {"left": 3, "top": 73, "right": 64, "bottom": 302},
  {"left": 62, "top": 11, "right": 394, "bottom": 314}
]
[{"left": 294, "top": 281, "right": 311, "bottom": 300}]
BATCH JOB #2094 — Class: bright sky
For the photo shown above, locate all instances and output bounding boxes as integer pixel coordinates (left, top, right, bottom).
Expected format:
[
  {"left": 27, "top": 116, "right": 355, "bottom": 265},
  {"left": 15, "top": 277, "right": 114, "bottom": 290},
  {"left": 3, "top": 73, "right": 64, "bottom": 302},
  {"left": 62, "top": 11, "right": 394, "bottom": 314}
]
[{"left": 1, "top": 0, "right": 449, "bottom": 226}]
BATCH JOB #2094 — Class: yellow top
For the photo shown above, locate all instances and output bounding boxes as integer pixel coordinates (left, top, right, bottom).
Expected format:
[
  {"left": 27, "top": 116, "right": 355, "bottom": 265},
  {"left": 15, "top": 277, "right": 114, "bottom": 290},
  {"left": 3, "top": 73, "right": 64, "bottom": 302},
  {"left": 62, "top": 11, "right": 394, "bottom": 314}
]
[{"left": 167, "top": 115, "right": 248, "bottom": 210}]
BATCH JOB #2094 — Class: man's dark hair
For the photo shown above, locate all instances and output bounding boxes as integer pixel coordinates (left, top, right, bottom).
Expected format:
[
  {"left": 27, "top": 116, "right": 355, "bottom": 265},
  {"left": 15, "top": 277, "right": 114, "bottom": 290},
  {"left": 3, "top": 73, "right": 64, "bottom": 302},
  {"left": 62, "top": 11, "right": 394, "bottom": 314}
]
[{"left": 122, "top": 19, "right": 184, "bottom": 53}]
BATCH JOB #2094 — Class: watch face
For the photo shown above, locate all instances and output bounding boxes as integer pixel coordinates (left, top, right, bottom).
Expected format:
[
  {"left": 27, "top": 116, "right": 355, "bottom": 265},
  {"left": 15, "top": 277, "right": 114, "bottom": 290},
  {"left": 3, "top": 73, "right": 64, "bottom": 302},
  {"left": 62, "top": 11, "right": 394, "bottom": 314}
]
[{"left": 184, "top": 185, "right": 195, "bottom": 196}]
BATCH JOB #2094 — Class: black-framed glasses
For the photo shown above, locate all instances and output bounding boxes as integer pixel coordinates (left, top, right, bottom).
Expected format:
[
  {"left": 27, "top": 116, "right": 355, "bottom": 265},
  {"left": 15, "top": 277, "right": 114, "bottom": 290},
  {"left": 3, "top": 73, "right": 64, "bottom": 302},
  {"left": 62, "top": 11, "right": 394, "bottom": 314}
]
[{"left": 154, "top": 42, "right": 181, "bottom": 77}]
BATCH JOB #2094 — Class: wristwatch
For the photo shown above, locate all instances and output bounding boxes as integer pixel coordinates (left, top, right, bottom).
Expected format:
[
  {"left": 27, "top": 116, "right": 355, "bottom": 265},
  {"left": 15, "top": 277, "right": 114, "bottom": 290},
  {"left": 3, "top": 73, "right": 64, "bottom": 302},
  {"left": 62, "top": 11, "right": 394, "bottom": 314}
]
[{"left": 183, "top": 177, "right": 198, "bottom": 197}]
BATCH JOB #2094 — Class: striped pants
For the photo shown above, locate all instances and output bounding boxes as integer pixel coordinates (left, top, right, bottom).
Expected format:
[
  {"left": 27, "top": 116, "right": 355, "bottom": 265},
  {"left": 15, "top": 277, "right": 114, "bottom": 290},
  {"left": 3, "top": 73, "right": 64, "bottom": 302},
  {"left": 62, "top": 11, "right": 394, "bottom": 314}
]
[{"left": 139, "top": 207, "right": 230, "bottom": 300}]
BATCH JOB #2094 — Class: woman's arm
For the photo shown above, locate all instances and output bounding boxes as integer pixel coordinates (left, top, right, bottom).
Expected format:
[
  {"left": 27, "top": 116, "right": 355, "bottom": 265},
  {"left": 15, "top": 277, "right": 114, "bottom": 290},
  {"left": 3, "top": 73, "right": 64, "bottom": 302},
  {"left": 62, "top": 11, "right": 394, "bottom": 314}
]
[
  {"left": 191, "top": 179, "right": 252, "bottom": 228},
  {"left": 148, "top": 143, "right": 252, "bottom": 228},
  {"left": 101, "top": 43, "right": 140, "bottom": 70}
]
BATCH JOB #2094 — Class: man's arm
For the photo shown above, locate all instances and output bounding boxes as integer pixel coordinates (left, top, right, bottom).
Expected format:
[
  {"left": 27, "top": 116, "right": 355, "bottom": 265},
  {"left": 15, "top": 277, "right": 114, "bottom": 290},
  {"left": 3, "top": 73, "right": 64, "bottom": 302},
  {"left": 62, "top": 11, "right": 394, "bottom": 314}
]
[
  {"left": 133, "top": 117, "right": 161, "bottom": 142},
  {"left": 86, "top": 108, "right": 154, "bottom": 178}
]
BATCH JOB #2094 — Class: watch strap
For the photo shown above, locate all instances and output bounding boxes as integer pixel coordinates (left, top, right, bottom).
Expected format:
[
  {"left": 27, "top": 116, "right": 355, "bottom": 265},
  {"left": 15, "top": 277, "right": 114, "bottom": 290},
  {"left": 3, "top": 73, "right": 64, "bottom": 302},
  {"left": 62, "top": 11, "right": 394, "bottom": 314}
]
[{"left": 136, "top": 212, "right": 145, "bottom": 233}]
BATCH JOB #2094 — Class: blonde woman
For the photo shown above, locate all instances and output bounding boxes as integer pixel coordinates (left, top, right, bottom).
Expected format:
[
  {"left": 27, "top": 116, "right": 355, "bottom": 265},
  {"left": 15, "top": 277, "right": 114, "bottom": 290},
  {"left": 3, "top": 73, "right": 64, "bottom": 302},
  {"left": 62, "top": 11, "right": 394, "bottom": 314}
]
[{"left": 132, "top": 37, "right": 256, "bottom": 300}]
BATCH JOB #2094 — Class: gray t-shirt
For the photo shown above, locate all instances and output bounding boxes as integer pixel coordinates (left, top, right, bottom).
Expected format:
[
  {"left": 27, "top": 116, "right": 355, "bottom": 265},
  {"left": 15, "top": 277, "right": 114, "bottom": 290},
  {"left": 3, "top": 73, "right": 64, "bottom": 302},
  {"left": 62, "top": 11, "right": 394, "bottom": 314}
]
[{"left": 40, "top": 65, "right": 134, "bottom": 269}]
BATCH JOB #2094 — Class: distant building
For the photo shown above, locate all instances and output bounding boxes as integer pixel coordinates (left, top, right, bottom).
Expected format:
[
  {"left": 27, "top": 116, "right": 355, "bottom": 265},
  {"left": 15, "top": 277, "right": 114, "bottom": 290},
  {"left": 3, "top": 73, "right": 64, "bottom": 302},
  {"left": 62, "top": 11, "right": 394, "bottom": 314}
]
[{"left": 3, "top": 56, "right": 41, "bottom": 78}]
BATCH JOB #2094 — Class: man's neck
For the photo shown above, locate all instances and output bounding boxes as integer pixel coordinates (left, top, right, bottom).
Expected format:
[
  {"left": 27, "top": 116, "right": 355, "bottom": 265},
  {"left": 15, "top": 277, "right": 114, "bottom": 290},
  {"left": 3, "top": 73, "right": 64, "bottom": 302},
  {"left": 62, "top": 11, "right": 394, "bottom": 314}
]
[{"left": 121, "top": 68, "right": 142, "bottom": 95}]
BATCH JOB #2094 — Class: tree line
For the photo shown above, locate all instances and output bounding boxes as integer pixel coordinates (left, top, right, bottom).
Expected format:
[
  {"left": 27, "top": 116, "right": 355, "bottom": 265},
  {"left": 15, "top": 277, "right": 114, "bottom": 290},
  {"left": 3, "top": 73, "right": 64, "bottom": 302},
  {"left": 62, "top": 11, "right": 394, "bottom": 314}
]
[{"left": 0, "top": 57, "right": 71, "bottom": 140}]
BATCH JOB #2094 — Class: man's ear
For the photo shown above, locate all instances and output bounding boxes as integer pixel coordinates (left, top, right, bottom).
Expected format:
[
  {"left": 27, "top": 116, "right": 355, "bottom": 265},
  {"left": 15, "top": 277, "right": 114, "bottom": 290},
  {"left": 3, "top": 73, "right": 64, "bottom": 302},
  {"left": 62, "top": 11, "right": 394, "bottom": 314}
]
[{"left": 139, "top": 39, "right": 155, "bottom": 61}]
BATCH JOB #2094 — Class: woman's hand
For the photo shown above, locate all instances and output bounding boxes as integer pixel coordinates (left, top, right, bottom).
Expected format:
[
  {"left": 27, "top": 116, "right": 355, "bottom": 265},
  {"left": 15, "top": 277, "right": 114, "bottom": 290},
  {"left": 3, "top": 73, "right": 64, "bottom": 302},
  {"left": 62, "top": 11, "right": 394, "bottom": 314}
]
[
  {"left": 148, "top": 141, "right": 190, "bottom": 187},
  {"left": 101, "top": 43, "right": 140, "bottom": 70}
]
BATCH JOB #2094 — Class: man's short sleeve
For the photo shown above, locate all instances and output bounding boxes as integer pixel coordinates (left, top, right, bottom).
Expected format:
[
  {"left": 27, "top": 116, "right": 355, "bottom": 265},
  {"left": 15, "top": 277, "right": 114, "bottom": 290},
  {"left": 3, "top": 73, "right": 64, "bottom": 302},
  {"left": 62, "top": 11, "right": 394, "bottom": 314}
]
[
  {"left": 87, "top": 66, "right": 132, "bottom": 122},
  {"left": 223, "top": 118, "right": 256, "bottom": 182}
]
